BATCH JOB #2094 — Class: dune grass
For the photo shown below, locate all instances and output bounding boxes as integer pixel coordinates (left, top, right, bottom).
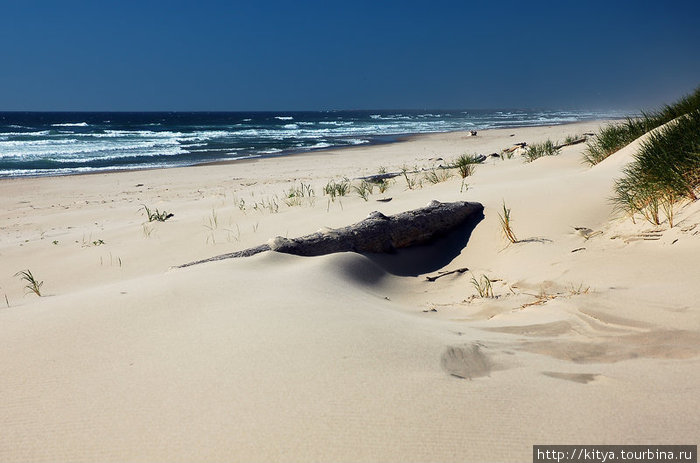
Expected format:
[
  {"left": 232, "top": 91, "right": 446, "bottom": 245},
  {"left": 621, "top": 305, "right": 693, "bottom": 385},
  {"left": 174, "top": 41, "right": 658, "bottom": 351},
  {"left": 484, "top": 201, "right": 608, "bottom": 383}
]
[
  {"left": 498, "top": 201, "right": 518, "bottom": 244},
  {"left": 140, "top": 205, "right": 173, "bottom": 222},
  {"left": 612, "top": 109, "right": 700, "bottom": 226},
  {"left": 284, "top": 182, "right": 314, "bottom": 207},
  {"left": 15, "top": 269, "right": 43, "bottom": 297},
  {"left": 524, "top": 139, "right": 560, "bottom": 162},
  {"left": 423, "top": 168, "right": 453, "bottom": 184},
  {"left": 584, "top": 86, "right": 700, "bottom": 166},
  {"left": 323, "top": 179, "right": 350, "bottom": 200},
  {"left": 470, "top": 274, "right": 494, "bottom": 298},
  {"left": 354, "top": 180, "right": 374, "bottom": 201},
  {"left": 451, "top": 153, "right": 483, "bottom": 179}
]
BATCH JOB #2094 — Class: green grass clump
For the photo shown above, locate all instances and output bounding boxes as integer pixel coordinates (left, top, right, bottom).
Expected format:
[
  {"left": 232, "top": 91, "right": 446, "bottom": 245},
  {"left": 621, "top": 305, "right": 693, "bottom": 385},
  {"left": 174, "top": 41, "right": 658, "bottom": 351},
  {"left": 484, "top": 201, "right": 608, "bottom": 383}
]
[
  {"left": 354, "top": 180, "right": 374, "bottom": 201},
  {"left": 584, "top": 86, "right": 700, "bottom": 165},
  {"left": 284, "top": 182, "right": 314, "bottom": 206},
  {"left": 323, "top": 179, "right": 350, "bottom": 200},
  {"left": 470, "top": 274, "right": 494, "bottom": 298},
  {"left": 524, "top": 139, "right": 560, "bottom": 162},
  {"left": 15, "top": 269, "right": 43, "bottom": 297},
  {"left": 613, "top": 110, "right": 700, "bottom": 226},
  {"left": 140, "top": 205, "right": 173, "bottom": 222},
  {"left": 423, "top": 168, "right": 453, "bottom": 184},
  {"left": 564, "top": 134, "right": 581, "bottom": 144},
  {"left": 452, "top": 153, "right": 482, "bottom": 178}
]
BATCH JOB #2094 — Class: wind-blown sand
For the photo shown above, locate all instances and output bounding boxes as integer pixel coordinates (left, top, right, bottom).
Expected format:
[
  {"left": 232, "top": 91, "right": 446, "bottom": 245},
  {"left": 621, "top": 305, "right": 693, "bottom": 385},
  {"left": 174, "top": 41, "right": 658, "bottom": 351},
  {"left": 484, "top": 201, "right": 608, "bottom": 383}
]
[{"left": 1, "top": 121, "right": 699, "bottom": 462}]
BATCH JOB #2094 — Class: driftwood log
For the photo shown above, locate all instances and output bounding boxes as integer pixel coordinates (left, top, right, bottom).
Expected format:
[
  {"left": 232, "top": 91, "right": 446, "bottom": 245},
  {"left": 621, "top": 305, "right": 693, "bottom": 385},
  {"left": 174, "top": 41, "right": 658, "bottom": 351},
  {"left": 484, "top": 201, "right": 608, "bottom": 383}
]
[
  {"left": 554, "top": 137, "right": 587, "bottom": 149},
  {"left": 178, "top": 200, "right": 483, "bottom": 268}
]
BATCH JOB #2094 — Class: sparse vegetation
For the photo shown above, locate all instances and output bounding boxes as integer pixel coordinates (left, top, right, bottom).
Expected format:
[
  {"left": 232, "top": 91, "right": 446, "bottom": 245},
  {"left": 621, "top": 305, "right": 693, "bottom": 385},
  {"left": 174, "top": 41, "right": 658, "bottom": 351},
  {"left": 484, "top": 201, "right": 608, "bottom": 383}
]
[
  {"left": 567, "top": 283, "right": 591, "bottom": 295},
  {"left": 15, "top": 269, "right": 43, "bottom": 297},
  {"left": 284, "top": 182, "right": 315, "bottom": 207},
  {"left": 498, "top": 201, "right": 518, "bottom": 244},
  {"left": 564, "top": 134, "right": 581, "bottom": 144},
  {"left": 323, "top": 179, "right": 350, "bottom": 200},
  {"left": 524, "top": 139, "right": 560, "bottom": 162},
  {"left": 470, "top": 274, "right": 494, "bottom": 298},
  {"left": 584, "top": 86, "right": 700, "bottom": 165},
  {"left": 354, "top": 180, "right": 374, "bottom": 201},
  {"left": 452, "top": 153, "right": 481, "bottom": 179},
  {"left": 140, "top": 204, "right": 173, "bottom": 222},
  {"left": 612, "top": 109, "right": 700, "bottom": 226},
  {"left": 423, "top": 168, "right": 452, "bottom": 184}
]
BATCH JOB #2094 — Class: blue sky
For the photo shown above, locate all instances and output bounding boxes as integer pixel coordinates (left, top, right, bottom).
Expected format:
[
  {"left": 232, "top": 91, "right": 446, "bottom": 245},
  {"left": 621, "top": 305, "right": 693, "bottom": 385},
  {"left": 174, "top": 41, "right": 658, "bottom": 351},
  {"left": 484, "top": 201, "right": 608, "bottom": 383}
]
[{"left": 1, "top": 0, "right": 699, "bottom": 111}]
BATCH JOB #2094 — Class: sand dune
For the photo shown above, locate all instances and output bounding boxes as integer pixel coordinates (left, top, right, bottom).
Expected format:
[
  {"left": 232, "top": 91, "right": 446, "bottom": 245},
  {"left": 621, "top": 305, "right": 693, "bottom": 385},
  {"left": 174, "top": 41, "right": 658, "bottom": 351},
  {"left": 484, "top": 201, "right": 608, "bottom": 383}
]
[{"left": 1, "top": 121, "right": 698, "bottom": 461}]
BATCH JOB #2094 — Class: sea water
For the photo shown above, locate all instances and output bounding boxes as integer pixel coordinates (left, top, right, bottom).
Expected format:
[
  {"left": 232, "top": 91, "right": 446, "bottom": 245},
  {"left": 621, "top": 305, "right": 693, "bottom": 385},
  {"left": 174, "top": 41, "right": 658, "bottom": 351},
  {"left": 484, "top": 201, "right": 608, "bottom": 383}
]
[{"left": 0, "top": 110, "right": 627, "bottom": 178}]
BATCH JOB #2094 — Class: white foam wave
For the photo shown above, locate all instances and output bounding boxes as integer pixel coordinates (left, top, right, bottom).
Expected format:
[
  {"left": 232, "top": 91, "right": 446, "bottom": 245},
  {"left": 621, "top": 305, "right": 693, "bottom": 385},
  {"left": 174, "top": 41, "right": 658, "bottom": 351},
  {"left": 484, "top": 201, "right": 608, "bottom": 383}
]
[
  {"left": 51, "top": 122, "right": 89, "bottom": 127},
  {"left": 308, "top": 142, "right": 331, "bottom": 150},
  {"left": 0, "top": 130, "right": 51, "bottom": 136},
  {"left": 282, "top": 124, "right": 299, "bottom": 129},
  {"left": 275, "top": 116, "right": 293, "bottom": 120}
]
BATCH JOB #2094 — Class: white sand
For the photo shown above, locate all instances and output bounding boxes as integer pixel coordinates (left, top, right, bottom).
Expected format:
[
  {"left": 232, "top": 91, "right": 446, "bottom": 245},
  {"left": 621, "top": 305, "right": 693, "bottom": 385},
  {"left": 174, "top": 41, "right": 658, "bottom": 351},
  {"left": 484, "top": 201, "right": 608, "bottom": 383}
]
[{"left": 1, "top": 121, "right": 699, "bottom": 461}]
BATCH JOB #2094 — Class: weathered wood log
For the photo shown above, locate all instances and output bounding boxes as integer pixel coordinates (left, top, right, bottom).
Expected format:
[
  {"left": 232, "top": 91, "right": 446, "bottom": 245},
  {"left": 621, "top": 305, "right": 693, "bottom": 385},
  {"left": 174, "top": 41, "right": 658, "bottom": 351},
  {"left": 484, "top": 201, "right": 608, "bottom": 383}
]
[
  {"left": 178, "top": 200, "right": 484, "bottom": 268},
  {"left": 554, "top": 137, "right": 587, "bottom": 149}
]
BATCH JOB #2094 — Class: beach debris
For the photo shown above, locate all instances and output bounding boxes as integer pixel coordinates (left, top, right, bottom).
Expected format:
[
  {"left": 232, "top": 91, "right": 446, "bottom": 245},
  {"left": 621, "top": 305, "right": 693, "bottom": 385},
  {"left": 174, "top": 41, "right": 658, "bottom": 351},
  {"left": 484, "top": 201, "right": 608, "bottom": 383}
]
[
  {"left": 425, "top": 267, "right": 470, "bottom": 282},
  {"left": 554, "top": 137, "right": 587, "bottom": 149},
  {"left": 178, "top": 200, "right": 484, "bottom": 267},
  {"left": 573, "top": 227, "right": 603, "bottom": 240},
  {"left": 571, "top": 247, "right": 586, "bottom": 253},
  {"left": 501, "top": 142, "right": 528, "bottom": 157}
]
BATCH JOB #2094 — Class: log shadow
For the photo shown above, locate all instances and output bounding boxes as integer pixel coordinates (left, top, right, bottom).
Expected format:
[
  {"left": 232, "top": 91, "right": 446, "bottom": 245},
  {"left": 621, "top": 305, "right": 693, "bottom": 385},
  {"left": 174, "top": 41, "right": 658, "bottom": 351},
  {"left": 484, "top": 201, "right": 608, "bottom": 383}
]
[{"left": 362, "top": 210, "right": 484, "bottom": 277}]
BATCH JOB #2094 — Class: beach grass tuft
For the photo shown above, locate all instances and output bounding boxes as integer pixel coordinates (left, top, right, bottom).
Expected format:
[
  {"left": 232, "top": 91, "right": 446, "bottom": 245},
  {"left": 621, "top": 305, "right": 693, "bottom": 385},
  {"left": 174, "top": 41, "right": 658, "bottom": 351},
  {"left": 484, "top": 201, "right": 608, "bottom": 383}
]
[
  {"left": 470, "top": 273, "right": 494, "bottom": 298},
  {"left": 452, "top": 153, "right": 482, "bottom": 178},
  {"left": 524, "top": 140, "right": 560, "bottom": 162},
  {"left": 354, "top": 180, "right": 374, "bottom": 201},
  {"left": 140, "top": 205, "right": 173, "bottom": 222},
  {"left": 323, "top": 179, "right": 350, "bottom": 200},
  {"left": 612, "top": 109, "right": 700, "bottom": 226},
  {"left": 584, "top": 86, "right": 700, "bottom": 165},
  {"left": 498, "top": 201, "right": 518, "bottom": 244},
  {"left": 15, "top": 269, "right": 43, "bottom": 297},
  {"left": 284, "top": 182, "right": 315, "bottom": 207},
  {"left": 423, "top": 168, "right": 453, "bottom": 184}
]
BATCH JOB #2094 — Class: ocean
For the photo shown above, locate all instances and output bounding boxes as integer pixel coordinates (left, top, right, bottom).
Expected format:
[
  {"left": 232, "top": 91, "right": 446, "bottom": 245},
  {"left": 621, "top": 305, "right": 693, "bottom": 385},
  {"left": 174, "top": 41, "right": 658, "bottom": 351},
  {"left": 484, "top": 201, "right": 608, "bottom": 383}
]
[{"left": 0, "top": 110, "right": 626, "bottom": 178}]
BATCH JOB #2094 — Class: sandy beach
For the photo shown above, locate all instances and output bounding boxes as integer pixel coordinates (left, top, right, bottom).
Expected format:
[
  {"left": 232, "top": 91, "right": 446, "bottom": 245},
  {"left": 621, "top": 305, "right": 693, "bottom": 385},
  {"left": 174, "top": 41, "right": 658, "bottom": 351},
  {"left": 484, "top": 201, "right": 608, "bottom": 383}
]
[{"left": 1, "top": 121, "right": 699, "bottom": 461}]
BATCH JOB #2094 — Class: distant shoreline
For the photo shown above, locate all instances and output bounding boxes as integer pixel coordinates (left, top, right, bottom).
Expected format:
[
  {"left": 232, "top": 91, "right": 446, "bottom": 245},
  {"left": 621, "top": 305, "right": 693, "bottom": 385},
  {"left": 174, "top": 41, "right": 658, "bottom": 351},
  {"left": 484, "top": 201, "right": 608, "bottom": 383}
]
[{"left": 0, "top": 117, "right": 622, "bottom": 180}]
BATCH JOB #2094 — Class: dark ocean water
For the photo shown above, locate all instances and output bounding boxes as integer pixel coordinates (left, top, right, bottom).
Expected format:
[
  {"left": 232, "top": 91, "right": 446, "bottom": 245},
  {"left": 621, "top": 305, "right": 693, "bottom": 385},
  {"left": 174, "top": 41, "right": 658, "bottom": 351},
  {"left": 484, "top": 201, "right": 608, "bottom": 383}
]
[{"left": 0, "top": 110, "right": 626, "bottom": 178}]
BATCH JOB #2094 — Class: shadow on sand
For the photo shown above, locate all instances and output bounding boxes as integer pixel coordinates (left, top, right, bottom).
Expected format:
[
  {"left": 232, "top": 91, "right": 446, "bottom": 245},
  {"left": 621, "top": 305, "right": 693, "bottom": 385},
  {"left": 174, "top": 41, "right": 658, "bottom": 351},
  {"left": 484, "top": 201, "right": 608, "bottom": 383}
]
[{"left": 362, "top": 210, "right": 484, "bottom": 277}]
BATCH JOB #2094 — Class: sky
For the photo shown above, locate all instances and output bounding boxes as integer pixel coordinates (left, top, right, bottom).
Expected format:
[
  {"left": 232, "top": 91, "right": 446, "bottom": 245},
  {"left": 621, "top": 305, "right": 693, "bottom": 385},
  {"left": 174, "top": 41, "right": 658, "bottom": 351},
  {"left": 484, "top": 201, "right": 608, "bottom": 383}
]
[{"left": 1, "top": 0, "right": 699, "bottom": 112}]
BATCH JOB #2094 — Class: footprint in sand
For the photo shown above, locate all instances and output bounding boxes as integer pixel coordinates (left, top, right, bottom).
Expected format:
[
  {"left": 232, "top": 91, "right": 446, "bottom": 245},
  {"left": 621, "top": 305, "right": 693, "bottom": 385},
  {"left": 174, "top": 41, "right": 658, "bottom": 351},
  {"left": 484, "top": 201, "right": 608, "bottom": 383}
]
[{"left": 440, "top": 344, "right": 492, "bottom": 380}]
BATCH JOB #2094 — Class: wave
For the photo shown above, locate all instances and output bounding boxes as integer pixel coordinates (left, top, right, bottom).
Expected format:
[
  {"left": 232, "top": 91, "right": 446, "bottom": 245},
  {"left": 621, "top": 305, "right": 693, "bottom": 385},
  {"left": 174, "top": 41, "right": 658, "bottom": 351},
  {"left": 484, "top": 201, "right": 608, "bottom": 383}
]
[
  {"left": 275, "top": 116, "right": 294, "bottom": 120},
  {"left": 50, "top": 122, "right": 89, "bottom": 127}
]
